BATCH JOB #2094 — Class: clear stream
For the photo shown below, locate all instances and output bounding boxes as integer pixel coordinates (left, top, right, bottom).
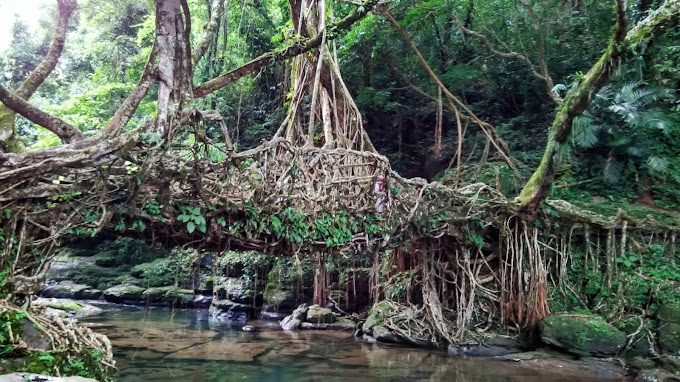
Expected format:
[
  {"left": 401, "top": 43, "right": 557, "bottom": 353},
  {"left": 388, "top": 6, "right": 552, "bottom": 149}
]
[{"left": 82, "top": 308, "right": 617, "bottom": 382}]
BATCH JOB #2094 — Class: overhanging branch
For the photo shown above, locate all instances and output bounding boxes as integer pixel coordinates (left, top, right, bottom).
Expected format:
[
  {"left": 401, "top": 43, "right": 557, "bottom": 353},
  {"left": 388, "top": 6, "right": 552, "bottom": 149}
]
[
  {"left": 0, "top": 85, "right": 84, "bottom": 144},
  {"left": 193, "top": 0, "right": 379, "bottom": 98}
]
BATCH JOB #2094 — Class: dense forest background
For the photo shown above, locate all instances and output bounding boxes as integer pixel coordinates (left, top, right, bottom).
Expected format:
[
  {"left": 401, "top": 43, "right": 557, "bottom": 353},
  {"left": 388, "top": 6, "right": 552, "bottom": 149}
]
[{"left": 2, "top": 0, "right": 678, "bottom": 210}]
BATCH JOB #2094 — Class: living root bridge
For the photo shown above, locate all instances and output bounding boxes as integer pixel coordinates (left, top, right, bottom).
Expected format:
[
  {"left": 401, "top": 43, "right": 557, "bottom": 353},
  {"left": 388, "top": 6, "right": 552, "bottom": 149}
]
[{"left": 2, "top": 129, "right": 679, "bottom": 346}]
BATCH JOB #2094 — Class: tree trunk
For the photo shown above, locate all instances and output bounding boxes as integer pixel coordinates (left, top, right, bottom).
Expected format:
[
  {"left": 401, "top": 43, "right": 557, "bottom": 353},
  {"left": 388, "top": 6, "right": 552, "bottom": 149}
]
[{"left": 517, "top": 0, "right": 680, "bottom": 215}]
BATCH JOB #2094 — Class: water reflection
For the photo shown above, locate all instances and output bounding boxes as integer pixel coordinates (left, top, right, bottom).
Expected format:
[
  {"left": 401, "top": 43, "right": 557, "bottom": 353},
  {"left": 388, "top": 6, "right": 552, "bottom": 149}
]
[{"left": 82, "top": 308, "right": 617, "bottom": 382}]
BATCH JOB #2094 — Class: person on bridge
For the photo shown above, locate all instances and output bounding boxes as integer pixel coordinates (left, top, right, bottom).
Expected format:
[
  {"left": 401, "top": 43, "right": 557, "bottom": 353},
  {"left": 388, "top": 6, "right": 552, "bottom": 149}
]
[{"left": 374, "top": 173, "right": 388, "bottom": 214}]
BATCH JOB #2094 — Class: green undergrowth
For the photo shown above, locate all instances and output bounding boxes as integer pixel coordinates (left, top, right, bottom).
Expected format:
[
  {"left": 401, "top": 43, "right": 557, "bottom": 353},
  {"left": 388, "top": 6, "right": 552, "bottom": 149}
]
[{"left": 0, "top": 310, "right": 115, "bottom": 381}]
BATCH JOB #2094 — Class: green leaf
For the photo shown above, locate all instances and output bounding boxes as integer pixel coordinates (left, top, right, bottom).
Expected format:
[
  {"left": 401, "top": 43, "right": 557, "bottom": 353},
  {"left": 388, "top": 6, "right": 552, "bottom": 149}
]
[{"left": 187, "top": 221, "right": 196, "bottom": 233}]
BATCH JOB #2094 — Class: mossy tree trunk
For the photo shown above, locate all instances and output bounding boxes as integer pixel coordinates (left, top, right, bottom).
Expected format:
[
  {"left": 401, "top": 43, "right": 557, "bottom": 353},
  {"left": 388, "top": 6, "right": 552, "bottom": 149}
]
[{"left": 518, "top": 0, "right": 680, "bottom": 215}]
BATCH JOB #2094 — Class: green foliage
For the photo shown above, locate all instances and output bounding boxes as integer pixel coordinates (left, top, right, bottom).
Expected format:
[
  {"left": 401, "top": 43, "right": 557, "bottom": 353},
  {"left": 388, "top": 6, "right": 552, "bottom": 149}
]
[
  {"left": 131, "top": 248, "right": 200, "bottom": 288},
  {"left": 177, "top": 206, "right": 207, "bottom": 234}
]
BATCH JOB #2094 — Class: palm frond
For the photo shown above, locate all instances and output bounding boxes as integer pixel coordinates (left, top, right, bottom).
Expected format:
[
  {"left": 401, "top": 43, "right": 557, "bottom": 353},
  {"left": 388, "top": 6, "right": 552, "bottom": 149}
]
[
  {"left": 647, "top": 156, "right": 669, "bottom": 174},
  {"left": 571, "top": 114, "right": 600, "bottom": 148},
  {"left": 603, "top": 155, "right": 623, "bottom": 184}
]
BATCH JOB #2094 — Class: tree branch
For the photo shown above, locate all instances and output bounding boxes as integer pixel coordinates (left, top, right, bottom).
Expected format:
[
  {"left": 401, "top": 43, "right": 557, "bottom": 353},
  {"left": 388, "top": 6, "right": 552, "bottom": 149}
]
[
  {"left": 101, "top": 43, "right": 158, "bottom": 138},
  {"left": 517, "top": 0, "right": 680, "bottom": 214},
  {"left": 193, "top": 0, "right": 379, "bottom": 98},
  {"left": 1, "top": 0, "right": 78, "bottom": 151},
  {"left": 192, "top": 0, "right": 225, "bottom": 64},
  {"left": 451, "top": 2, "right": 561, "bottom": 104},
  {"left": 0, "top": 85, "right": 84, "bottom": 144},
  {"left": 15, "top": 0, "right": 77, "bottom": 99}
]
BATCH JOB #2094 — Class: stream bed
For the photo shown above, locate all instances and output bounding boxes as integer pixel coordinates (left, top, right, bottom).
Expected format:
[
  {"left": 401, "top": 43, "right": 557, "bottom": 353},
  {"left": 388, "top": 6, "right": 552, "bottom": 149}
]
[{"left": 82, "top": 308, "right": 624, "bottom": 382}]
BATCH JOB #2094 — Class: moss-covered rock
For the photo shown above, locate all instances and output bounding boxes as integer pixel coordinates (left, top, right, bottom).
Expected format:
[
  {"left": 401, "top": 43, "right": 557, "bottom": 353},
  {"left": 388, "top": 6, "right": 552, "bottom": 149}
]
[
  {"left": 217, "top": 277, "right": 257, "bottom": 304},
  {"left": 33, "top": 298, "right": 103, "bottom": 318},
  {"left": 659, "top": 322, "right": 680, "bottom": 355},
  {"left": 362, "top": 301, "right": 392, "bottom": 333},
  {"left": 41, "top": 281, "right": 101, "bottom": 300},
  {"left": 657, "top": 304, "right": 680, "bottom": 324},
  {"left": 306, "top": 304, "right": 336, "bottom": 324},
  {"left": 539, "top": 315, "right": 627, "bottom": 356},
  {"left": 103, "top": 284, "right": 145, "bottom": 303}
]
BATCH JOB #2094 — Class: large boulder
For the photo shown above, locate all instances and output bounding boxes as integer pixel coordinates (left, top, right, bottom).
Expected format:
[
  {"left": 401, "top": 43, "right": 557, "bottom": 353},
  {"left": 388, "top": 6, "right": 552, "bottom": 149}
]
[
  {"left": 361, "top": 301, "right": 392, "bottom": 333},
  {"left": 306, "top": 304, "right": 336, "bottom": 324},
  {"left": 41, "top": 281, "right": 101, "bottom": 300},
  {"left": 103, "top": 284, "right": 146, "bottom": 304},
  {"left": 657, "top": 304, "right": 680, "bottom": 355},
  {"left": 142, "top": 286, "right": 194, "bottom": 306},
  {"left": 539, "top": 315, "right": 627, "bottom": 356},
  {"left": 280, "top": 304, "right": 308, "bottom": 331},
  {"left": 33, "top": 298, "right": 103, "bottom": 318},
  {"left": 217, "top": 277, "right": 259, "bottom": 305}
]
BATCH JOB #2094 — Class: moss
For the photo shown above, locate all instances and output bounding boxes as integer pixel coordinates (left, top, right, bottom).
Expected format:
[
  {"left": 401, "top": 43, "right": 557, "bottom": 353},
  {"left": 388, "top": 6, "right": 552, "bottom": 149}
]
[
  {"left": 363, "top": 301, "right": 393, "bottom": 330},
  {"left": 540, "top": 315, "right": 626, "bottom": 356},
  {"left": 657, "top": 303, "right": 680, "bottom": 324},
  {"left": 659, "top": 322, "right": 680, "bottom": 354},
  {"left": 43, "top": 300, "right": 84, "bottom": 312}
]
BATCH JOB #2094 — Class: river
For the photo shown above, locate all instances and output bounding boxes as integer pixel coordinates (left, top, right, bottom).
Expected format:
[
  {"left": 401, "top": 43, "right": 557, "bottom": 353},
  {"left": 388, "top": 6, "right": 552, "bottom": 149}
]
[{"left": 82, "top": 307, "right": 621, "bottom": 382}]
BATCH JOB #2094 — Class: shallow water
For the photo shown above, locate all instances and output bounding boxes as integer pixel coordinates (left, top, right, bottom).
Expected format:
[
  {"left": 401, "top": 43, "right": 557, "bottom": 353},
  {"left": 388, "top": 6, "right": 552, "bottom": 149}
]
[{"left": 82, "top": 308, "right": 617, "bottom": 382}]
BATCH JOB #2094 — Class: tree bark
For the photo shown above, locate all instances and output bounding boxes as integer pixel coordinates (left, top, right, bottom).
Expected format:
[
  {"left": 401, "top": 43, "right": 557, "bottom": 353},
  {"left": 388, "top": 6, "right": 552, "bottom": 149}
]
[
  {"left": 517, "top": 0, "right": 680, "bottom": 215},
  {"left": 0, "top": 0, "right": 78, "bottom": 152}
]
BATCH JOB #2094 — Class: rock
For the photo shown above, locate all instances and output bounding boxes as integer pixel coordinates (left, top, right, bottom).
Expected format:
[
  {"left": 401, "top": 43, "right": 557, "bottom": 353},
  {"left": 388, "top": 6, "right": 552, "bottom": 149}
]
[
  {"left": 33, "top": 298, "right": 103, "bottom": 318},
  {"left": 263, "top": 288, "right": 298, "bottom": 312},
  {"left": 45, "top": 251, "right": 96, "bottom": 283},
  {"left": 330, "top": 318, "right": 357, "bottom": 331},
  {"left": 362, "top": 301, "right": 392, "bottom": 333},
  {"left": 306, "top": 304, "right": 336, "bottom": 324},
  {"left": 617, "top": 317, "right": 652, "bottom": 357},
  {"left": 629, "top": 356, "right": 657, "bottom": 370},
  {"left": 362, "top": 333, "right": 377, "bottom": 343},
  {"left": 281, "top": 317, "right": 302, "bottom": 331},
  {"left": 539, "top": 315, "right": 626, "bottom": 356},
  {"left": 448, "top": 344, "right": 519, "bottom": 357},
  {"left": 21, "top": 319, "right": 51, "bottom": 351},
  {"left": 0, "top": 373, "right": 97, "bottom": 382},
  {"left": 498, "top": 350, "right": 629, "bottom": 379},
  {"left": 209, "top": 299, "right": 250, "bottom": 321},
  {"left": 371, "top": 325, "right": 399, "bottom": 343},
  {"left": 635, "top": 369, "right": 680, "bottom": 382},
  {"left": 217, "top": 277, "right": 258, "bottom": 304},
  {"left": 142, "top": 286, "right": 174, "bottom": 302},
  {"left": 657, "top": 304, "right": 680, "bottom": 324},
  {"left": 659, "top": 355, "right": 680, "bottom": 374},
  {"left": 193, "top": 294, "right": 213, "bottom": 308},
  {"left": 143, "top": 286, "right": 194, "bottom": 306},
  {"left": 41, "top": 281, "right": 101, "bottom": 300},
  {"left": 659, "top": 322, "right": 680, "bottom": 355},
  {"left": 103, "top": 284, "right": 146, "bottom": 303},
  {"left": 280, "top": 304, "right": 308, "bottom": 331}
]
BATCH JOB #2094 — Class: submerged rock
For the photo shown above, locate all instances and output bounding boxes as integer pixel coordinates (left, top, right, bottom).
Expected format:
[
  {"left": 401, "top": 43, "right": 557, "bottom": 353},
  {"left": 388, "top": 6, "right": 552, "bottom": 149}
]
[
  {"left": 539, "top": 315, "right": 626, "bottom": 356},
  {"left": 103, "top": 284, "right": 146, "bottom": 304},
  {"left": 448, "top": 336, "right": 521, "bottom": 357}
]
